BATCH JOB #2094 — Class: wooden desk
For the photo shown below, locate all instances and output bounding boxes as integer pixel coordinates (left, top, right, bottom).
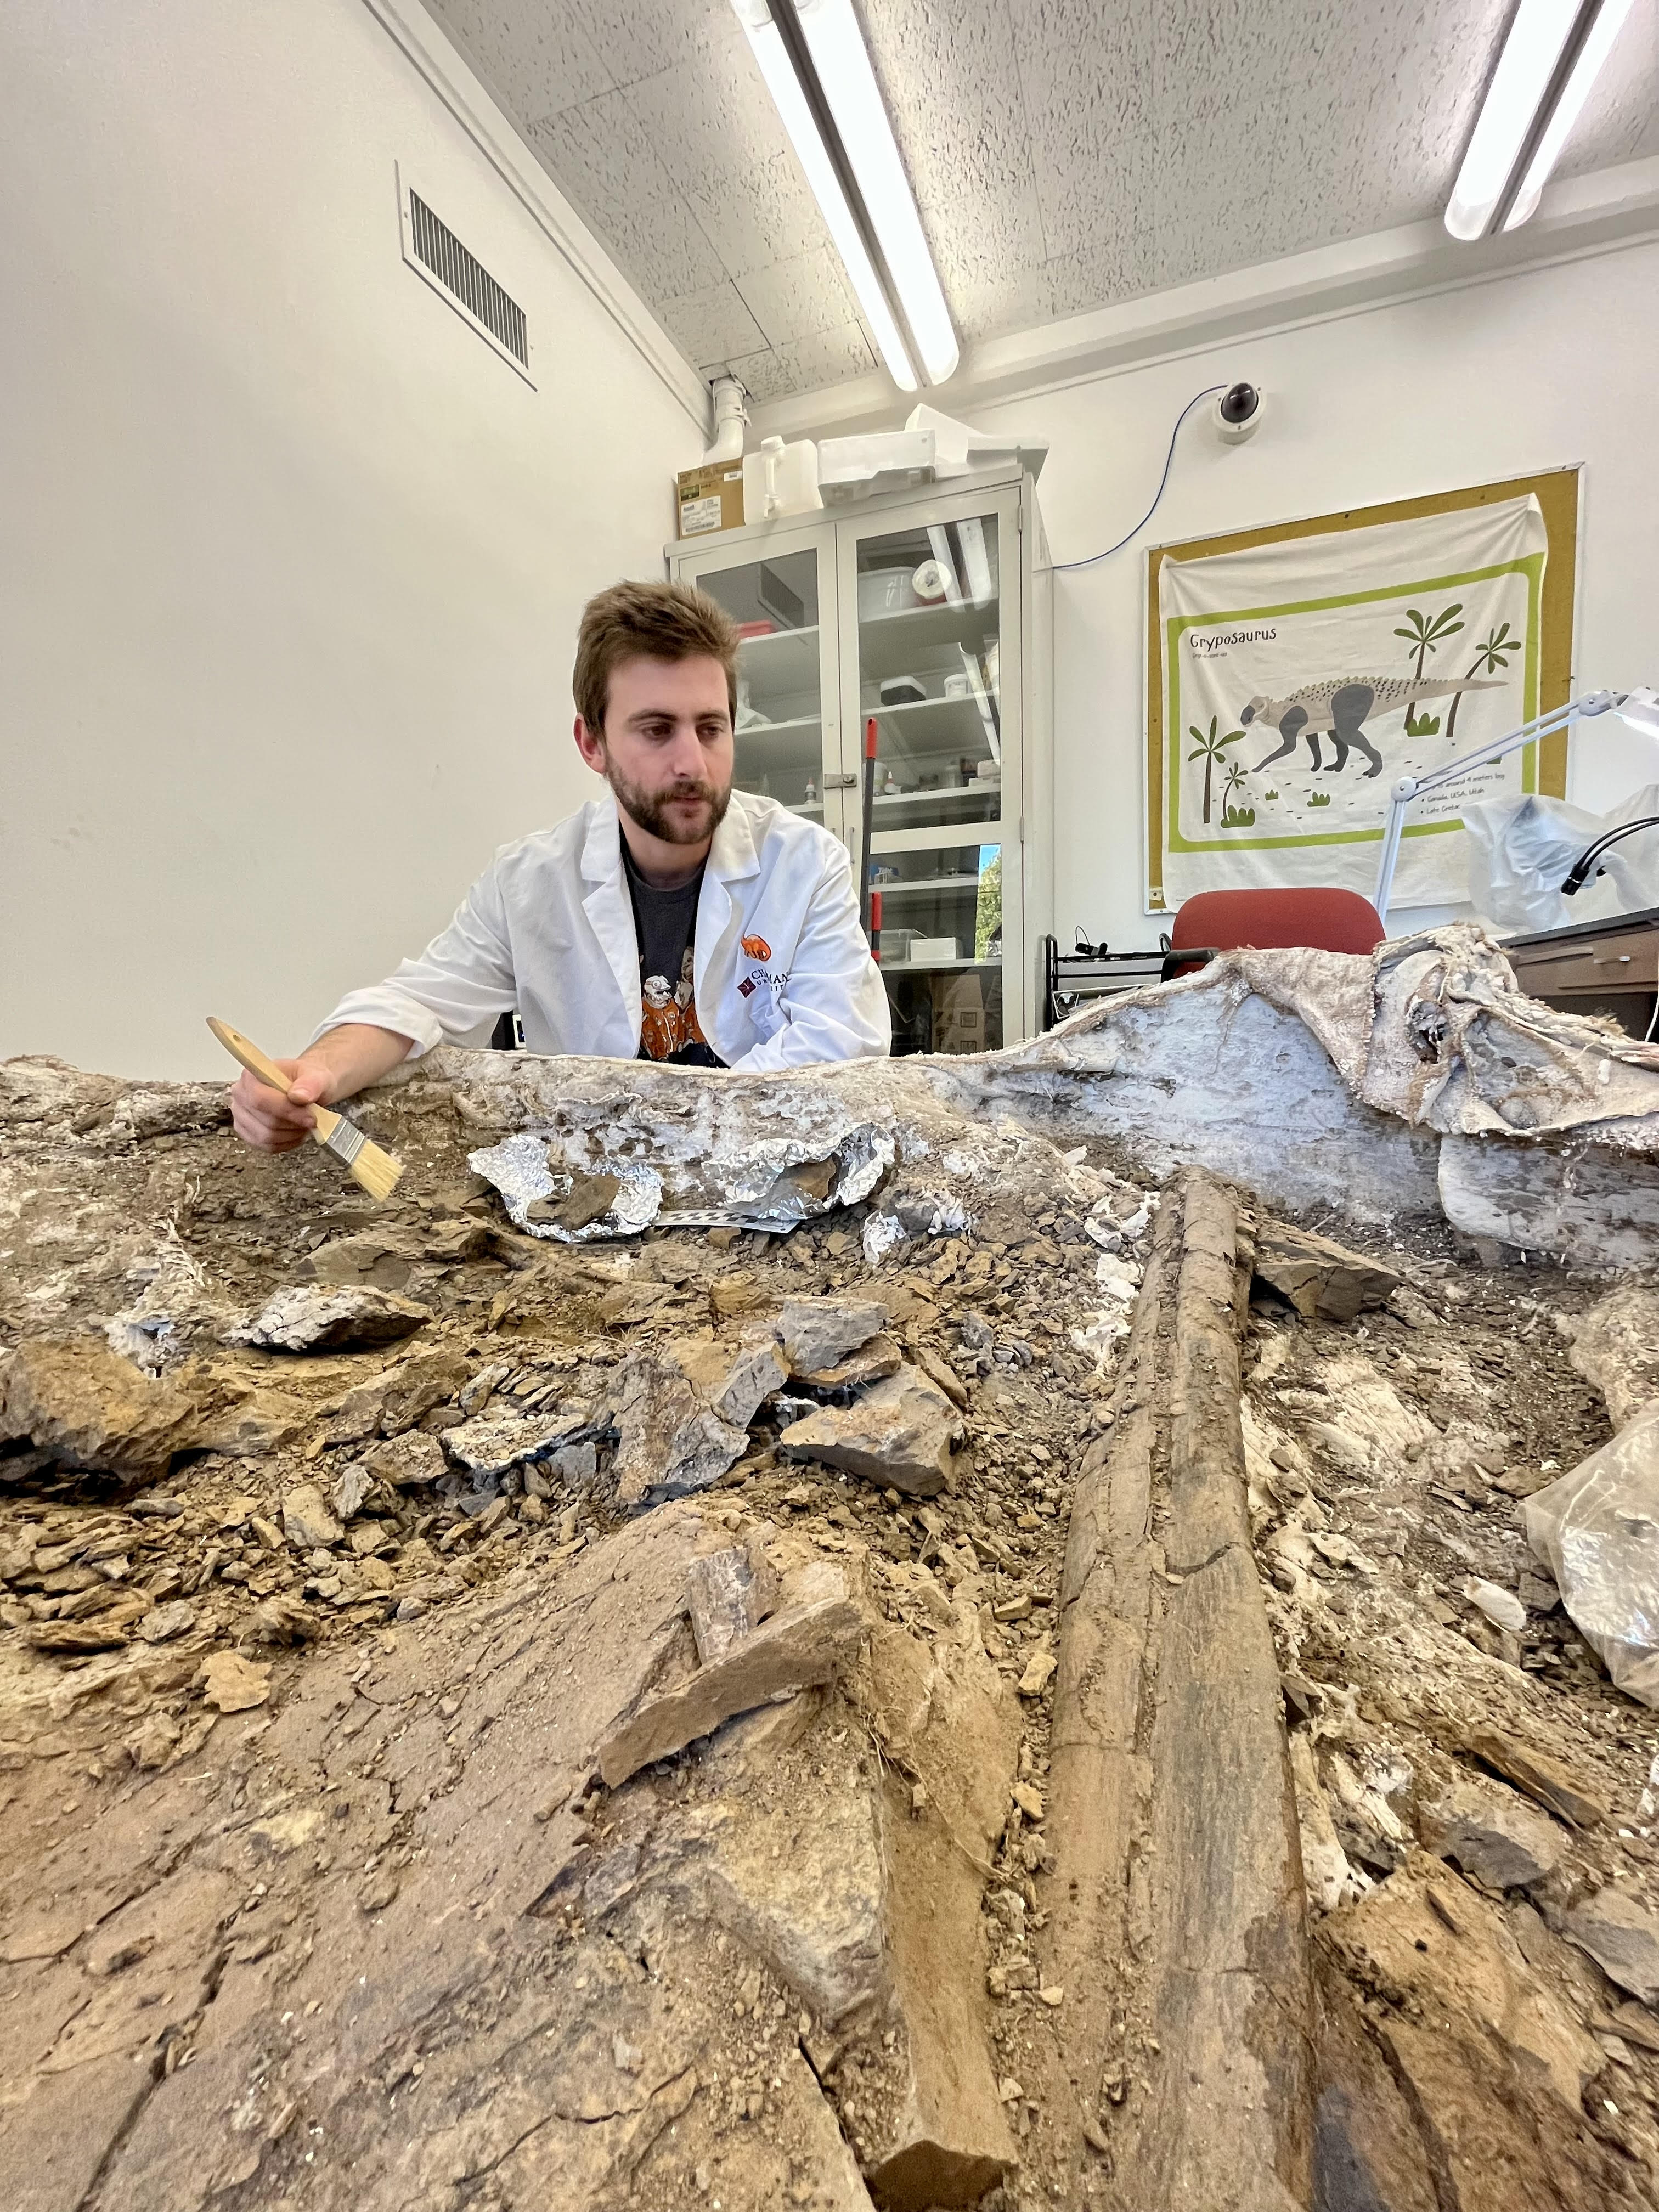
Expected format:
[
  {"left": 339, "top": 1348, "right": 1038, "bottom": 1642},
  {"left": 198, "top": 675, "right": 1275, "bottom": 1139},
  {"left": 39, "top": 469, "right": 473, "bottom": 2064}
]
[{"left": 1503, "top": 905, "right": 1659, "bottom": 1039}]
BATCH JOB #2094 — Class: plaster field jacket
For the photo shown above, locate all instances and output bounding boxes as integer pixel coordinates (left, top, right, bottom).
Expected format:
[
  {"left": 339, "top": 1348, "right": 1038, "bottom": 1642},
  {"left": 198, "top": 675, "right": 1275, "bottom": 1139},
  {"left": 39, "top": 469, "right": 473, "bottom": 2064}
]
[{"left": 313, "top": 789, "right": 891, "bottom": 1071}]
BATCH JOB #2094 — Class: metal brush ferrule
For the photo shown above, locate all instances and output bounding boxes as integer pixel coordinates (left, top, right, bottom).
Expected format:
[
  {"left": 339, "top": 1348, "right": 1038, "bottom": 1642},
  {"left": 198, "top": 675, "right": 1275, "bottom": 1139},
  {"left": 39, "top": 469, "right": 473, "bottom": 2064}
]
[{"left": 321, "top": 1116, "right": 367, "bottom": 1168}]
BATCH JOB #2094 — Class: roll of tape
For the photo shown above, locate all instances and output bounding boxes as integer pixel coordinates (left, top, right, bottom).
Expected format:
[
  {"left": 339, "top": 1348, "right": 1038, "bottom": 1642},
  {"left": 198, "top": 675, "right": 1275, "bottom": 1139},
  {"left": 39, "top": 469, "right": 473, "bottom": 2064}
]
[{"left": 911, "top": 558, "right": 950, "bottom": 603}]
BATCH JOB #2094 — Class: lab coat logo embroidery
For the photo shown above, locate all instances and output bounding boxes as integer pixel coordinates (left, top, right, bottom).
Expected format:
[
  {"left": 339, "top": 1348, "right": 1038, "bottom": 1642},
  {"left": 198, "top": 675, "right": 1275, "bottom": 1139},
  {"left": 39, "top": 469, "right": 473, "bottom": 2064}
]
[{"left": 740, "top": 933, "right": 772, "bottom": 961}]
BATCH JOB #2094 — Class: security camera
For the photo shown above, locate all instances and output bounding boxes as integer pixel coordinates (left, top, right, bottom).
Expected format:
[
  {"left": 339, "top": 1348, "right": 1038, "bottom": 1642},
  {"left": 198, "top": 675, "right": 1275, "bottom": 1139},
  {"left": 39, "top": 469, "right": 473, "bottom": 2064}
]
[{"left": 1214, "top": 382, "right": 1265, "bottom": 443}]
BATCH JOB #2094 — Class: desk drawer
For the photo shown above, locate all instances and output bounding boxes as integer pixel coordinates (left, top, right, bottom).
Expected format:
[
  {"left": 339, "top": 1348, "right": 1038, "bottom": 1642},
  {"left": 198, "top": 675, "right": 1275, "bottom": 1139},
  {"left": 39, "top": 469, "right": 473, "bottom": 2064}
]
[{"left": 1510, "top": 935, "right": 1659, "bottom": 995}]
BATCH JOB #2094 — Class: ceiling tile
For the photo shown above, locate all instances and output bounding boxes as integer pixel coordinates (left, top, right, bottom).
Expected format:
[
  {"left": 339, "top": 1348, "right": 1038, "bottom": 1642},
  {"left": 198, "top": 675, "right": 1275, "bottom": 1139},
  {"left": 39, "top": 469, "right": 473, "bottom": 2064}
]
[
  {"left": 427, "top": 0, "right": 614, "bottom": 119},
  {"left": 562, "top": 0, "right": 745, "bottom": 92},
  {"left": 619, "top": 47, "right": 832, "bottom": 283},
  {"left": 736, "top": 246, "right": 859, "bottom": 346},
  {"left": 724, "top": 323, "right": 877, "bottom": 402},
  {"left": 527, "top": 98, "right": 726, "bottom": 300},
  {"left": 859, "top": 0, "right": 1047, "bottom": 323},
  {"left": 1559, "top": 0, "right": 1659, "bottom": 177},
  {"left": 657, "top": 279, "right": 768, "bottom": 368},
  {"left": 1009, "top": 0, "right": 1154, "bottom": 275},
  {"left": 432, "top": 0, "right": 1659, "bottom": 405}
]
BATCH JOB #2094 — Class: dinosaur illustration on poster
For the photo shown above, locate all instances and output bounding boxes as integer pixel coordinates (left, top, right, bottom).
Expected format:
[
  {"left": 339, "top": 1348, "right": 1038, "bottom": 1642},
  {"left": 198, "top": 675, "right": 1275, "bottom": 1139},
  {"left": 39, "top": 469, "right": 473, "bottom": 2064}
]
[{"left": 1242, "top": 675, "right": 1500, "bottom": 777}]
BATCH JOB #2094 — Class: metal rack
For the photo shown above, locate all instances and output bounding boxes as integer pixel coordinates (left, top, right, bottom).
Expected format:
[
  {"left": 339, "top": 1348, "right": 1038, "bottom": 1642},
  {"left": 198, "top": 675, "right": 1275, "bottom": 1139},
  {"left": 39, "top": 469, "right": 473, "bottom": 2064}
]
[{"left": 1040, "top": 933, "right": 1216, "bottom": 1031}]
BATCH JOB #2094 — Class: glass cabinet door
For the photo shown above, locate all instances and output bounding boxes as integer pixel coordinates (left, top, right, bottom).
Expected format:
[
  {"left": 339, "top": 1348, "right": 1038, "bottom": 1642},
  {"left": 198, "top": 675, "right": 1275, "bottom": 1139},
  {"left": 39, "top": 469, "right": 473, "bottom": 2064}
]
[
  {"left": 677, "top": 535, "right": 844, "bottom": 838},
  {"left": 873, "top": 836, "right": 1007, "bottom": 1053},
  {"left": 836, "top": 492, "right": 1022, "bottom": 1056}
]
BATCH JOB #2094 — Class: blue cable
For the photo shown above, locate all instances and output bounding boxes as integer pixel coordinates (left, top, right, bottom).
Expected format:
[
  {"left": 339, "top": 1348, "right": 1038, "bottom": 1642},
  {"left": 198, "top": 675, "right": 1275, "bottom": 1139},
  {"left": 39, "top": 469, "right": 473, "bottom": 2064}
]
[{"left": 1050, "top": 385, "right": 1225, "bottom": 571}]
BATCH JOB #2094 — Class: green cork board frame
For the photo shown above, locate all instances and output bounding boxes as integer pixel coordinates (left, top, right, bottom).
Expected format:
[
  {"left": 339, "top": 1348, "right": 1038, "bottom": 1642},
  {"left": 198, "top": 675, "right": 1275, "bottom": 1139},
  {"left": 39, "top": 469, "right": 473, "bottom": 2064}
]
[{"left": 1143, "top": 466, "right": 1581, "bottom": 913}]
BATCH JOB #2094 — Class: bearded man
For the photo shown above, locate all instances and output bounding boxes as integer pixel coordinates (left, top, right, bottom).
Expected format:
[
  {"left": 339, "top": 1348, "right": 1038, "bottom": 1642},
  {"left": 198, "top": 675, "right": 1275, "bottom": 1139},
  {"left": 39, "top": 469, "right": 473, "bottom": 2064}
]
[{"left": 228, "top": 579, "right": 889, "bottom": 1152}]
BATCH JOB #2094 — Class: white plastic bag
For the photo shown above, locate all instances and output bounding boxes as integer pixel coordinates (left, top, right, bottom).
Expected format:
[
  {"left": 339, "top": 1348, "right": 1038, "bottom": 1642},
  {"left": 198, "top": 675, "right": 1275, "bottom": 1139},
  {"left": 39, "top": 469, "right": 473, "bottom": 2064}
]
[
  {"left": 1525, "top": 1403, "right": 1659, "bottom": 1706},
  {"left": 1464, "top": 783, "right": 1659, "bottom": 934}
]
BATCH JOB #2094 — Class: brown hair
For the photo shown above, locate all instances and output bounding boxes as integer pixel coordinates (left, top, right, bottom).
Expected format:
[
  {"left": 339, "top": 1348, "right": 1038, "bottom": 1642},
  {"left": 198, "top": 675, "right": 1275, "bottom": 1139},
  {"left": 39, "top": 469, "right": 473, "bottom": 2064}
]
[{"left": 573, "top": 579, "right": 739, "bottom": 735}]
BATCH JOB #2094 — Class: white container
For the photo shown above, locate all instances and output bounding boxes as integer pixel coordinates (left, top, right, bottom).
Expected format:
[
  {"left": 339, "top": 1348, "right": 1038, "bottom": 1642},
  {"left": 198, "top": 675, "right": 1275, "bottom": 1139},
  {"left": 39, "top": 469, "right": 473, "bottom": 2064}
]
[
  {"left": 909, "top": 936, "right": 958, "bottom": 963},
  {"left": 742, "top": 436, "right": 822, "bottom": 526},
  {"left": 819, "top": 430, "right": 935, "bottom": 502}
]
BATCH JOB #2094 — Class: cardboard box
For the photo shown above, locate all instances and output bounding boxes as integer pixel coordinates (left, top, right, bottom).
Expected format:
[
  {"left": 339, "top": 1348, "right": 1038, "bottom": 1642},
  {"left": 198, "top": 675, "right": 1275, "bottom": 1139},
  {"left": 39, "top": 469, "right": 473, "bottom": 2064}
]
[
  {"left": 931, "top": 970, "right": 985, "bottom": 1056},
  {"left": 675, "top": 462, "right": 745, "bottom": 538}
]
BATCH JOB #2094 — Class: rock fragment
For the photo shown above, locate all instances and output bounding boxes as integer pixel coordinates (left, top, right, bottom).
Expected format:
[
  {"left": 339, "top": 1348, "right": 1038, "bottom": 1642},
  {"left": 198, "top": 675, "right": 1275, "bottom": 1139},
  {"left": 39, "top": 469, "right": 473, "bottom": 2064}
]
[
  {"left": 913, "top": 1345, "right": 968, "bottom": 1409},
  {"left": 1252, "top": 1220, "right": 1401, "bottom": 1321},
  {"left": 778, "top": 1365, "right": 961, "bottom": 1497},
  {"left": 194, "top": 1387, "right": 307, "bottom": 1457},
  {"left": 331, "top": 1463, "right": 371, "bottom": 1520},
  {"left": 0, "top": 1336, "right": 198, "bottom": 1479},
  {"left": 686, "top": 1545, "right": 774, "bottom": 1666},
  {"left": 797, "top": 1333, "right": 903, "bottom": 1389},
  {"left": 360, "top": 1431, "right": 447, "bottom": 1488},
  {"left": 200, "top": 1652, "right": 272, "bottom": 1712},
  {"left": 609, "top": 1344, "right": 754, "bottom": 1508},
  {"left": 1564, "top": 1887, "right": 1659, "bottom": 2004},
  {"left": 136, "top": 1600, "right": 198, "bottom": 1645},
  {"left": 775, "top": 1299, "right": 887, "bottom": 1377},
  {"left": 443, "top": 1405, "right": 590, "bottom": 1483},
  {"left": 281, "top": 1484, "right": 343, "bottom": 1551},
  {"left": 597, "top": 1589, "right": 863, "bottom": 1787},
  {"left": 1420, "top": 1778, "right": 1566, "bottom": 1890},
  {"left": 324, "top": 1348, "right": 470, "bottom": 1443},
  {"left": 296, "top": 1230, "right": 425, "bottom": 1289},
  {"left": 227, "top": 1286, "right": 431, "bottom": 1352},
  {"left": 1463, "top": 1727, "right": 1607, "bottom": 1829}
]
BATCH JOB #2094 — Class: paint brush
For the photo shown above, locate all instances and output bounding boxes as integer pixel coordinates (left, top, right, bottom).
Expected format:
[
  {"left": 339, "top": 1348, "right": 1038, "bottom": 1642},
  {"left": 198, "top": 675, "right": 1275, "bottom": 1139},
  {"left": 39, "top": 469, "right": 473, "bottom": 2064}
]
[{"left": 207, "top": 1017, "right": 404, "bottom": 1203}]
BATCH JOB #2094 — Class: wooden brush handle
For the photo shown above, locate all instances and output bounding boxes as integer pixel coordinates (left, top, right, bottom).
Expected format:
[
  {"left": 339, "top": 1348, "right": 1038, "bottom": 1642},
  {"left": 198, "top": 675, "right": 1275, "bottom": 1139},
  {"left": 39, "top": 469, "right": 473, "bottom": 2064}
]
[{"left": 207, "top": 1017, "right": 339, "bottom": 1136}]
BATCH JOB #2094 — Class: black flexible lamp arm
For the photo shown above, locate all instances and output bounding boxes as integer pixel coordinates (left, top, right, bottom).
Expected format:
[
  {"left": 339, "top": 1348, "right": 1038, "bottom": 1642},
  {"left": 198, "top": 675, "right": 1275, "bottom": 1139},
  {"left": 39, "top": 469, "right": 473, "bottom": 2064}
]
[{"left": 1561, "top": 815, "right": 1659, "bottom": 894}]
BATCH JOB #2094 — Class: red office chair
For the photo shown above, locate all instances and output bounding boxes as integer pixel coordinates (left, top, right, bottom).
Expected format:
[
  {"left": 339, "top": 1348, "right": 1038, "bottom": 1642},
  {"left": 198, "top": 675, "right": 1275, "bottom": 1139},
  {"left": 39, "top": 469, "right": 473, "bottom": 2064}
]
[{"left": 1169, "top": 887, "right": 1386, "bottom": 964}]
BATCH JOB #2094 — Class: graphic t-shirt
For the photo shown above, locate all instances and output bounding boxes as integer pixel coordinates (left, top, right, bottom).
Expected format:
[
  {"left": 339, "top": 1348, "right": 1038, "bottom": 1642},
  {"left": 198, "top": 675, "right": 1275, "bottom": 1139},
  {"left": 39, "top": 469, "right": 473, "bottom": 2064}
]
[{"left": 620, "top": 833, "right": 726, "bottom": 1068}]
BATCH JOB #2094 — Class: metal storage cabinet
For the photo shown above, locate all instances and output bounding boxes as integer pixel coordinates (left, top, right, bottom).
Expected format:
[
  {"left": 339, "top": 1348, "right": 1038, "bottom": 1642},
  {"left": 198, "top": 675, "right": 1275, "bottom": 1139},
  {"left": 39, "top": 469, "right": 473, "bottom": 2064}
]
[{"left": 666, "top": 465, "right": 1051, "bottom": 1054}]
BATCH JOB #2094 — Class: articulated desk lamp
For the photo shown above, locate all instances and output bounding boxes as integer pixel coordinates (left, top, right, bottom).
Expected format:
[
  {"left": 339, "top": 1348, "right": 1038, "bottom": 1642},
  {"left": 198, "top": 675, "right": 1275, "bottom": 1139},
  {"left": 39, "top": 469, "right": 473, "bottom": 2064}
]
[{"left": 1372, "top": 687, "right": 1659, "bottom": 918}]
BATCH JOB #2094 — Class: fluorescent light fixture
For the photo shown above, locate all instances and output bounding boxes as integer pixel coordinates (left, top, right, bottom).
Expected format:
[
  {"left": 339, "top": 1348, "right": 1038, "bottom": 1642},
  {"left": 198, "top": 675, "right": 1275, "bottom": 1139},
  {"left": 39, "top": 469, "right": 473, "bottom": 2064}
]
[
  {"left": 731, "top": 0, "right": 957, "bottom": 390},
  {"left": 792, "top": 0, "right": 957, "bottom": 384},
  {"left": 1446, "top": 0, "right": 1637, "bottom": 241}
]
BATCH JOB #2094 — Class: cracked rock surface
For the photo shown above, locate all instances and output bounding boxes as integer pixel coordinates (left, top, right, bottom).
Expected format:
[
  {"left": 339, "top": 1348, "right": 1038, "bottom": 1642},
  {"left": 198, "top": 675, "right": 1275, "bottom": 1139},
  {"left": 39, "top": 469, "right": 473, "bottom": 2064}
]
[
  {"left": 4, "top": 1037, "right": 1659, "bottom": 2210},
  {"left": 0, "top": 1049, "right": 1141, "bottom": 2211}
]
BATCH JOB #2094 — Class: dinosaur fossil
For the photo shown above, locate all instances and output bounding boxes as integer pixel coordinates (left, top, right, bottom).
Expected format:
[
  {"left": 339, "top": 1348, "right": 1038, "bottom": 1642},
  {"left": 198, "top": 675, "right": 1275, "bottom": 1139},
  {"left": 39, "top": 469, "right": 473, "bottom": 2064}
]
[{"left": 1242, "top": 676, "right": 1500, "bottom": 778}]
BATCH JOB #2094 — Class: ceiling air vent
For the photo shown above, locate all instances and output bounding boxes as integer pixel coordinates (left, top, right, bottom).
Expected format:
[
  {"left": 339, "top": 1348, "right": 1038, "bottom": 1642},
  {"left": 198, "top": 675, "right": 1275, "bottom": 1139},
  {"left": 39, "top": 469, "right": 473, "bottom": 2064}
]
[{"left": 397, "top": 165, "right": 534, "bottom": 386}]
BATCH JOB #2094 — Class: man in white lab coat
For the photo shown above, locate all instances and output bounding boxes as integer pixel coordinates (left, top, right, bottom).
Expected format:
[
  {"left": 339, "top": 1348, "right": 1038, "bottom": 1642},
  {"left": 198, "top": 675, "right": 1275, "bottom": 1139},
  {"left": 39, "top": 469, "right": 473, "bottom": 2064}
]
[{"left": 229, "top": 579, "right": 889, "bottom": 1152}]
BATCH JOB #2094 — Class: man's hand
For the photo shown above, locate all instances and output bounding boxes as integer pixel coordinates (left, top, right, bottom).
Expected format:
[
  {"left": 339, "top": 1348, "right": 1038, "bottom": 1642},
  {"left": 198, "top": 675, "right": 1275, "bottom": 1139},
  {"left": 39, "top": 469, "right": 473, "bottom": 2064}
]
[
  {"left": 228, "top": 1058, "right": 334, "bottom": 1153},
  {"left": 225, "top": 1025, "right": 416, "bottom": 1153}
]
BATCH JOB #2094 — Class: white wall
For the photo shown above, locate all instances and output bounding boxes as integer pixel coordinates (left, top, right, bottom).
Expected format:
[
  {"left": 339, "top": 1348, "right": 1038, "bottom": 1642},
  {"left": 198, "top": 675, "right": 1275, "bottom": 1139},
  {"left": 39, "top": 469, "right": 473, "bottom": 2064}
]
[
  {"left": 966, "top": 239, "right": 1659, "bottom": 955},
  {"left": 0, "top": 0, "right": 702, "bottom": 1079}
]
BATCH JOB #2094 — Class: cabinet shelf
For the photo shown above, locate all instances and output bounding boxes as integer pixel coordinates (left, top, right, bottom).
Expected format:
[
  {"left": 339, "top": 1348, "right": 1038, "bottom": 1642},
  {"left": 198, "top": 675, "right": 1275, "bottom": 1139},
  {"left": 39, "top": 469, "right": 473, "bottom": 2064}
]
[
  {"left": 871, "top": 785, "right": 1002, "bottom": 810},
  {"left": 858, "top": 600, "right": 1000, "bottom": 683},
  {"left": 874, "top": 874, "right": 984, "bottom": 895},
  {"left": 879, "top": 955, "right": 999, "bottom": 972},
  {"left": 738, "top": 713, "right": 820, "bottom": 739}
]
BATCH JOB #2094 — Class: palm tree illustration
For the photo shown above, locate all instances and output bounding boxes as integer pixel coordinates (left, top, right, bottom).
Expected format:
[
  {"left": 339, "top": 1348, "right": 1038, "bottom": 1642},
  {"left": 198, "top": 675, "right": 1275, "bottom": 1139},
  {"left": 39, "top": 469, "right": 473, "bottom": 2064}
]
[
  {"left": 1444, "top": 620, "right": 1523, "bottom": 743},
  {"left": 1187, "top": 717, "right": 1245, "bottom": 825},
  {"left": 1221, "top": 761, "right": 1249, "bottom": 811},
  {"left": 1393, "top": 602, "right": 1464, "bottom": 733}
]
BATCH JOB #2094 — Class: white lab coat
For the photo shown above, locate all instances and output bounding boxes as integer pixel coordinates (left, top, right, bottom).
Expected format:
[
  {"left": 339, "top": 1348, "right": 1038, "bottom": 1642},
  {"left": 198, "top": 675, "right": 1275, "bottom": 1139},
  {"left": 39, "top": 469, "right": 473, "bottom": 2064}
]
[{"left": 313, "top": 789, "right": 891, "bottom": 1070}]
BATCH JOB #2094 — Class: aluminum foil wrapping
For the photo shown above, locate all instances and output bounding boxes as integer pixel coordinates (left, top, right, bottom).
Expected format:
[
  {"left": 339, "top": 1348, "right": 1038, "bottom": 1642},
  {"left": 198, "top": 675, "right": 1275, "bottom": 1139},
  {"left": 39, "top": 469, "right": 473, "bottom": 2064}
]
[
  {"left": 467, "top": 1134, "right": 662, "bottom": 1241},
  {"left": 467, "top": 1124, "right": 895, "bottom": 1240}
]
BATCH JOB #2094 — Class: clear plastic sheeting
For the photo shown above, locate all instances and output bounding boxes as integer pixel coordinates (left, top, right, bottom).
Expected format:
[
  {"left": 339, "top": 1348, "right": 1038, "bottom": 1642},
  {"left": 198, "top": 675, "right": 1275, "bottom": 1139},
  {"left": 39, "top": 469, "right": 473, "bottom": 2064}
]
[
  {"left": 1525, "top": 1403, "right": 1659, "bottom": 1707},
  {"left": 1464, "top": 785, "right": 1659, "bottom": 935}
]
